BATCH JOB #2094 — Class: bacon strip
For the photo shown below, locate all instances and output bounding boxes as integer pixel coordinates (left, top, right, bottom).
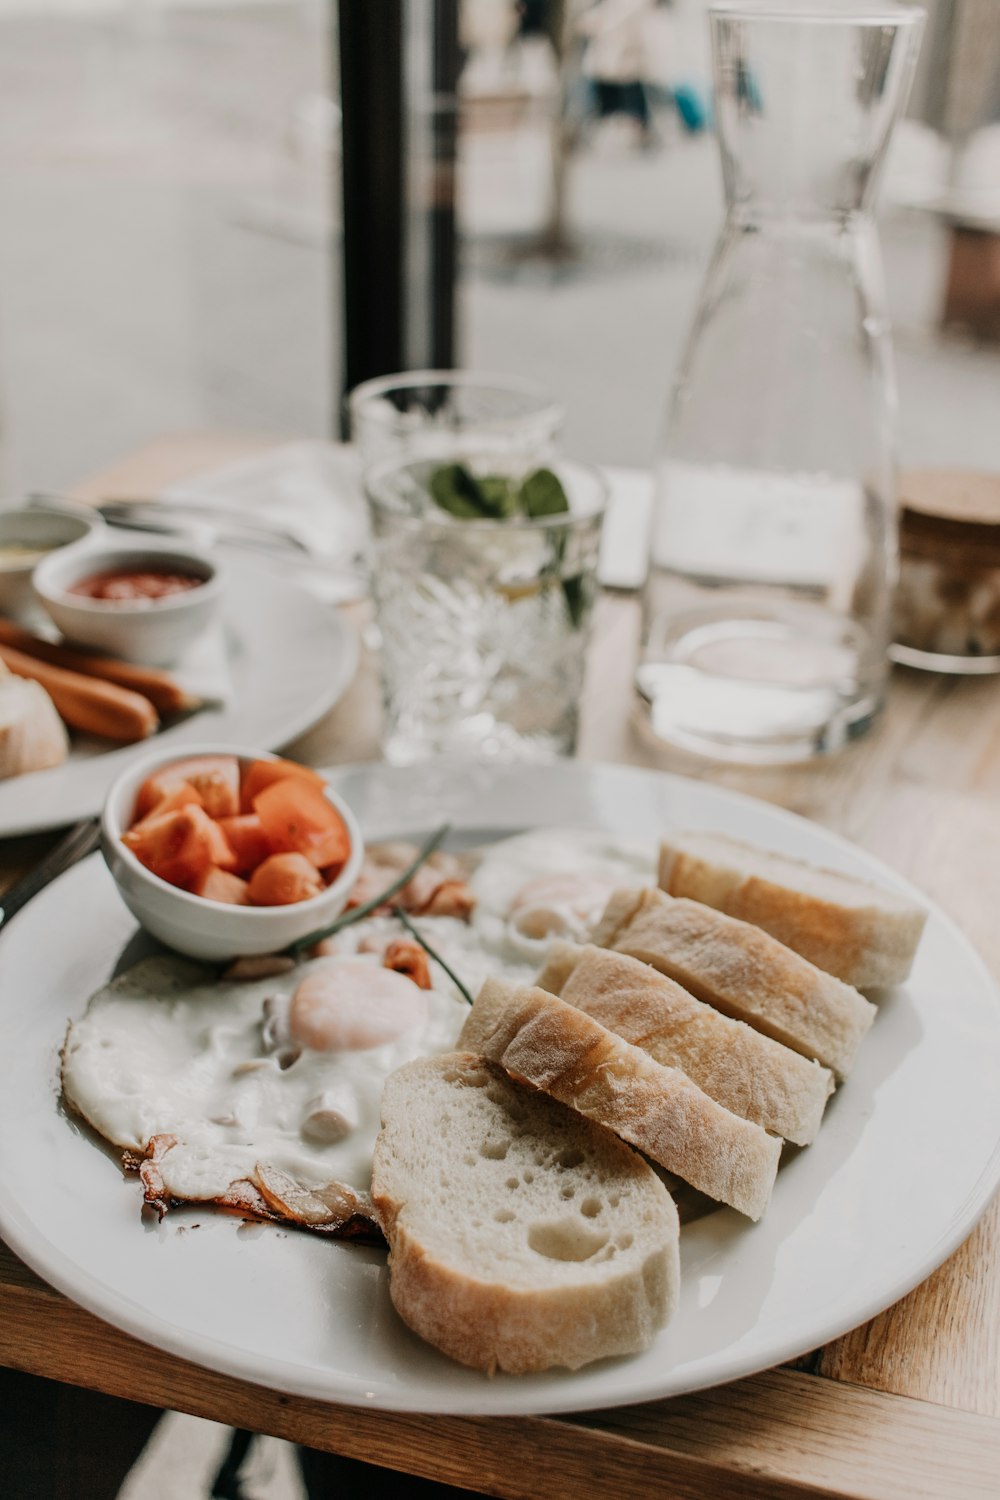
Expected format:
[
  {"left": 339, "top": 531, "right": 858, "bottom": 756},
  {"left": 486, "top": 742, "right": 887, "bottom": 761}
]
[{"left": 133, "top": 1135, "right": 384, "bottom": 1244}]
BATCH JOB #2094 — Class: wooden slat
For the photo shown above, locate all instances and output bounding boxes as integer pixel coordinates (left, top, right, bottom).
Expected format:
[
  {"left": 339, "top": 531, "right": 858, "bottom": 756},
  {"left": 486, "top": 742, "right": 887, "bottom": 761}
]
[
  {"left": 572, "top": 1373, "right": 1000, "bottom": 1500},
  {"left": 817, "top": 1192, "right": 1000, "bottom": 1419},
  {"left": 1, "top": 1246, "right": 997, "bottom": 1500},
  {"left": 69, "top": 431, "right": 276, "bottom": 505},
  {"left": 0, "top": 1239, "right": 47, "bottom": 1291},
  {"left": 0, "top": 829, "right": 65, "bottom": 896}
]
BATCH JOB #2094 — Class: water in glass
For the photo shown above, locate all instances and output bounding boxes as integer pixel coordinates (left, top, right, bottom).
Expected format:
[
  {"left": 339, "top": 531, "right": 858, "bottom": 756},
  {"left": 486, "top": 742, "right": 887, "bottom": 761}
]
[{"left": 367, "top": 458, "right": 605, "bottom": 763}]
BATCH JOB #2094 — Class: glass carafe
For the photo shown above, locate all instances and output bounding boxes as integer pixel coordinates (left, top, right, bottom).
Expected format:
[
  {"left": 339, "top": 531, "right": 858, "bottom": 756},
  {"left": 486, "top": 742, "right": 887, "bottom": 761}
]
[{"left": 637, "top": 2, "right": 924, "bottom": 762}]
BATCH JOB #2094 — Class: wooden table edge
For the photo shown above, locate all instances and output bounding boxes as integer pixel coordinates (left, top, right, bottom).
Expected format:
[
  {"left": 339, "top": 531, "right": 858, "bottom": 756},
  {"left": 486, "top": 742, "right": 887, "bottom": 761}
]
[{"left": 1, "top": 1250, "right": 997, "bottom": 1500}]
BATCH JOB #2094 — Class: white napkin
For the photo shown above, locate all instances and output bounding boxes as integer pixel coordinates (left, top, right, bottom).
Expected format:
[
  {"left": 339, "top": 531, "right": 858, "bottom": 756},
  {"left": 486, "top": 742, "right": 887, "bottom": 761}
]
[
  {"left": 159, "top": 442, "right": 370, "bottom": 605},
  {"left": 599, "top": 466, "right": 653, "bottom": 591},
  {"left": 168, "top": 624, "right": 232, "bottom": 708}
]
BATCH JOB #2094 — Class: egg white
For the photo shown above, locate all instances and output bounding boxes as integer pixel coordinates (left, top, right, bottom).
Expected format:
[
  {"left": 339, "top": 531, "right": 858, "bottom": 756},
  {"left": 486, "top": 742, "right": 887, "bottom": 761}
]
[
  {"left": 470, "top": 827, "right": 656, "bottom": 964},
  {"left": 61, "top": 917, "right": 474, "bottom": 1202}
]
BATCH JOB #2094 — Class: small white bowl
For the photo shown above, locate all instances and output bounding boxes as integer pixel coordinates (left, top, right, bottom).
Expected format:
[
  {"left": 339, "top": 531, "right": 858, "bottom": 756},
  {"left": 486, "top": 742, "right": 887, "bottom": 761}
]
[
  {"left": 0, "top": 505, "right": 103, "bottom": 620},
  {"left": 33, "top": 538, "right": 222, "bottom": 666},
  {"left": 101, "top": 742, "right": 365, "bottom": 962}
]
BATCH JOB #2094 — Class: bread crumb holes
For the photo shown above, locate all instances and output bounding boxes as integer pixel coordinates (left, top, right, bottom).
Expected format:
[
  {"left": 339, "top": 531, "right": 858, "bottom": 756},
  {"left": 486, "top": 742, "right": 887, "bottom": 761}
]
[
  {"left": 556, "top": 1149, "right": 585, "bottom": 1170},
  {"left": 528, "top": 1220, "right": 610, "bottom": 1263},
  {"left": 479, "top": 1137, "right": 510, "bottom": 1160}
]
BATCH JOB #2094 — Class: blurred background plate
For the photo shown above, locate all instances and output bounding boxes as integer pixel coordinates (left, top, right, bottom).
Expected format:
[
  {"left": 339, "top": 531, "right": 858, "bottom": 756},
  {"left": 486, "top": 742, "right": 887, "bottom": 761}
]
[{"left": 0, "top": 547, "right": 358, "bottom": 837}]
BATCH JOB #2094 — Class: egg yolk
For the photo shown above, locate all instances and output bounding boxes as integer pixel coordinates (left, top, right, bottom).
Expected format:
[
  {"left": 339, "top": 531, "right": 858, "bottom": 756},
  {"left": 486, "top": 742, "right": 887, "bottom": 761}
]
[{"left": 288, "top": 959, "right": 429, "bottom": 1052}]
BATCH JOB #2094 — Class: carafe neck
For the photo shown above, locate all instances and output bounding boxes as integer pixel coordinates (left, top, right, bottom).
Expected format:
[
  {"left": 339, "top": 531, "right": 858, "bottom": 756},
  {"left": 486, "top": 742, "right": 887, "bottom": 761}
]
[{"left": 711, "top": 5, "right": 924, "bottom": 220}]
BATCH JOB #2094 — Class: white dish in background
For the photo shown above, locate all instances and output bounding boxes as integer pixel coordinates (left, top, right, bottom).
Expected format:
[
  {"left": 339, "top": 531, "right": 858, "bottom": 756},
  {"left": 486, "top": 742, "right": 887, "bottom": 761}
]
[
  {"left": 0, "top": 761, "right": 998, "bottom": 1417},
  {"left": 0, "top": 549, "right": 358, "bottom": 836},
  {"left": 0, "top": 504, "right": 103, "bottom": 620}
]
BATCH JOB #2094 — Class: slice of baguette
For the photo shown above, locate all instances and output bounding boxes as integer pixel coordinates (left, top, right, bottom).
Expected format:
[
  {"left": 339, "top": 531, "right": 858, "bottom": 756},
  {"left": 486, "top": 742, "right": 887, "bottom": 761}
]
[
  {"left": 593, "top": 888, "right": 875, "bottom": 1080},
  {"left": 659, "top": 831, "right": 926, "bottom": 989},
  {"left": 371, "top": 1053, "right": 679, "bottom": 1375},
  {"left": 535, "top": 942, "right": 834, "bottom": 1146},
  {"left": 458, "top": 978, "right": 781, "bottom": 1220}
]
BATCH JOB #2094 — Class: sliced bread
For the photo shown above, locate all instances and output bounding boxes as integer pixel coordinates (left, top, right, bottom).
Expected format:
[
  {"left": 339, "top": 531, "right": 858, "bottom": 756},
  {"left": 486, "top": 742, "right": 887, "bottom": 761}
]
[
  {"left": 592, "top": 888, "right": 876, "bottom": 1080},
  {"left": 658, "top": 831, "right": 926, "bottom": 988},
  {"left": 458, "top": 978, "right": 781, "bottom": 1220},
  {"left": 371, "top": 1053, "right": 679, "bottom": 1375},
  {"left": 535, "top": 942, "right": 834, "bottom": 1146}
]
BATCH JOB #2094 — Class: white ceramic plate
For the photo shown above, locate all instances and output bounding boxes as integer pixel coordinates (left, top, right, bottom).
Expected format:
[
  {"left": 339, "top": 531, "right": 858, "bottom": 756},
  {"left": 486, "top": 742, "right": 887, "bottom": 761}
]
[
  {"left": 0, "top": 760, "right": 998, "bottom": 1417},
  {"left": 0, "top": 551, "right": 357, "bottom": 836}
]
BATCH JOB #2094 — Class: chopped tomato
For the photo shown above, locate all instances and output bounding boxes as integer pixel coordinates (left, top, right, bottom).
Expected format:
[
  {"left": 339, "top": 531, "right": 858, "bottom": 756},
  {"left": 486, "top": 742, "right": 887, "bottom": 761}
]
[
  {"left": 192, "top": 866, "right": 250, "bottom": 904},
  {"left": 239, "top": 757, "right": 326, "bottom": 813},
  {"left": 131, "top": 781, "right": 204, "bottom": 827},
  {"left": 247, "top": 852, "right": 323, "bottom": 906},
  {"left": 123, "top": 753, "right": 352, "bottom": 903},
  {"left": 123, "top": 804, "right": 236, "bottom": 889},
  {"left": 135, "top": 754, "right": 241, "bottom": 820},
  {"left": 216, "top": 813, "right": 271, "bottom": 876},
  {"left": 252, "top": 778, "right": 351, "bottom": 872}
]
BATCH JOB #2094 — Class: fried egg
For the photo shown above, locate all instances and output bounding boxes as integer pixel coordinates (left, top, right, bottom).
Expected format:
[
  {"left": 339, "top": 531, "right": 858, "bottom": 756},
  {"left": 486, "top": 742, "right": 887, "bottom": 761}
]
[
  {"left": 62, "top": 829, "right": 657, "bottom": 1230},
  {"left": 470, "top": 828, "right": 655, "bottom": 963},
  {"left": 60, "top": 916, "right": 474, "bottom": 1212}
]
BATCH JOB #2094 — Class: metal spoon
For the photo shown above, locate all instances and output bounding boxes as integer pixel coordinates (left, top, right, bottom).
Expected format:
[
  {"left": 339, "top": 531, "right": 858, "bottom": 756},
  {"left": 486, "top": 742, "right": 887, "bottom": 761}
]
[{"left": 27, "top": 492, "right": 312, "bottom": 557}]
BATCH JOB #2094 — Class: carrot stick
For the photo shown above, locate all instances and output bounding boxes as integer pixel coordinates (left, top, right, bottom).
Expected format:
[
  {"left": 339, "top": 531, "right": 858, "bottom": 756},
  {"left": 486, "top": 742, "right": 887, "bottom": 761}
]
[
  {"left": 0, "top": 644, "right": 159, "bottom": 742},
  {"left": 0, "top": 619, "right": 197, "bottom": 714}
]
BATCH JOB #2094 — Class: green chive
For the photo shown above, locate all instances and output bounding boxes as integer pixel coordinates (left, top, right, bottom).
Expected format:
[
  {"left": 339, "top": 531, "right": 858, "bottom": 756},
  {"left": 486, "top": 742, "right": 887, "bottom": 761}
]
[
  {"left": 392, "top": 905, "right": 475, "bottom": 1006},
  {"left": 285, "top": 823, "right": 451, "bottom": 955}
]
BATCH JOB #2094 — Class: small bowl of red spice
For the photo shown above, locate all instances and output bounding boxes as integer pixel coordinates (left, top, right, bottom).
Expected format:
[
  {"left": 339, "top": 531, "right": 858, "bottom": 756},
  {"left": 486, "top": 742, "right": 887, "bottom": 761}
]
[{"left": 33, "top": 539, "right": 222, "bottom": 666}]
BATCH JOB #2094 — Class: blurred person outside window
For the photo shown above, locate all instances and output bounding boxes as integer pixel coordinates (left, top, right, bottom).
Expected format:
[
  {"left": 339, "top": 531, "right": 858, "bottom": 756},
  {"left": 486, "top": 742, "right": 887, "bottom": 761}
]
[
  {"left": 517, "top": 0, "right": 552, "bottom": 37},
  {"left": 461, "top": 0, "right": 522, "bottom": 74},
  {"left": 577, "top": 0, "right": 660, "bottom": 147}
]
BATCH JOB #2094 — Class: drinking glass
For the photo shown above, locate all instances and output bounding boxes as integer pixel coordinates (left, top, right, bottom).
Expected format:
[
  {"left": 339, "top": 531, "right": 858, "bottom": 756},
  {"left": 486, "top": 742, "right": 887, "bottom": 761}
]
[
  {"left": 636, "top": 2, "right": 924, "bottom": 763},
  {"left": 349, "top": 370, "right": 564, "bottom": 473},
  {"left": 364, "top": 455, "right": 606, "bottom": 764}
]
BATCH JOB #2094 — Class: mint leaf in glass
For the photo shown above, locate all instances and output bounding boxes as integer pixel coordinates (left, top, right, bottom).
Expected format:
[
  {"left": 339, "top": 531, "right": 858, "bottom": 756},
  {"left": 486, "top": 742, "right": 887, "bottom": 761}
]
[
  {"left": 476, "top": 475, "right": 520, "bottom": 518},
  {"left": 561, "top": 573, "right": 587, "bottom": 628},
  {"left": 427, "top": 463, "right": 570, "bottom": 522},
  {"left": 430, "top": 463, "right": 490, "bottom": 519},
  {"left": 520, "top": 468, "right": 570, "bottom": 518}
]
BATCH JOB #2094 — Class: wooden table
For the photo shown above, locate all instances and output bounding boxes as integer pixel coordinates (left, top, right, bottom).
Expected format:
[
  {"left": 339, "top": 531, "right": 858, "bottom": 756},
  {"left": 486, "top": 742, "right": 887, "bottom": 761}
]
[{"left": 2, "top": 436, "right": 999, "bottom": 1500}]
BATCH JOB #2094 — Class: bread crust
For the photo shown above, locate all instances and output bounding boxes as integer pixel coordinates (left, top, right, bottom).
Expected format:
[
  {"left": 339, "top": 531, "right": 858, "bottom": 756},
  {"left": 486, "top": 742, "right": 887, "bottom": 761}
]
[
  {"left": 659, "top": 833, "right": 926, "bottom": 989},
  {"left": 372, "top": 1054, "right": 679, "bottom": 1374},
  {"left": 593, "top": 887, "right": 876, "bottom": 1080},
  {"left": 458, "top": 980, "right": 781, "bottom": 1220},
  {"left": 536, "top": 942, "right": 834, "bottom": 1146},
  {"left": 384, "top": 1219, "right": 672, "bottom": 1375}
]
